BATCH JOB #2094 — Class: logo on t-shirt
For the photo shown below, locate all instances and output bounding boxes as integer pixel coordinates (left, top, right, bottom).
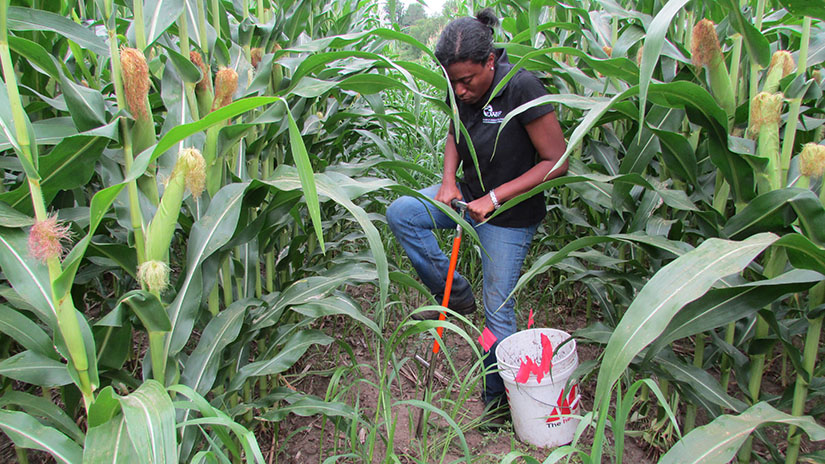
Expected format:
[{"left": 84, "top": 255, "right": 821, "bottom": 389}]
[{"left": 482, "top": 104, "right": 504, "bottom": 124}]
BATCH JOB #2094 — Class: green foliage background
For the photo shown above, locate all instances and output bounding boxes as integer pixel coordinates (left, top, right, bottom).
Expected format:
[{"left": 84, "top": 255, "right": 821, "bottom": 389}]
[{"left": 0, "top": 0, "right": 823, "bottom": 462}]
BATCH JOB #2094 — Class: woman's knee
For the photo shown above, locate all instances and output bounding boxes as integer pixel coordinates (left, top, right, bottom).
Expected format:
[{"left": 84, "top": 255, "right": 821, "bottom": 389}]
[{"left": 386, "top": 195, "right": 415, "bottom": 231}]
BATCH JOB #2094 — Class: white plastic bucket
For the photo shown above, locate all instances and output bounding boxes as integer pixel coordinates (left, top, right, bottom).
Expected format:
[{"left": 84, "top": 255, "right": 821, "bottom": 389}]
[{"left": 495, "top": 328, "right": 580, "bottom": 448}]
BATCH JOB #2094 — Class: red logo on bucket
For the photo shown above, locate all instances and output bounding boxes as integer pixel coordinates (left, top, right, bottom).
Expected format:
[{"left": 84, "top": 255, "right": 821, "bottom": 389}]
[{"left": 546, "top": 384, "right": 578, "bottom": 424}]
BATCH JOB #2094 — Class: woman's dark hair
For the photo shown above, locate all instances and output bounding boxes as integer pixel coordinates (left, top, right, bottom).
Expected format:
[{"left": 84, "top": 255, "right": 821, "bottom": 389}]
[{"left": 434, "top": 8, "right": 499, "bottom": 67}]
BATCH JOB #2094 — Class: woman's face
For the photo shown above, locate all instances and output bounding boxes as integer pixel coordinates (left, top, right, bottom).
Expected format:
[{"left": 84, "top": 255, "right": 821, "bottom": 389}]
[{"left": 445, "top": 53, "right": 495, "bottom": 105}]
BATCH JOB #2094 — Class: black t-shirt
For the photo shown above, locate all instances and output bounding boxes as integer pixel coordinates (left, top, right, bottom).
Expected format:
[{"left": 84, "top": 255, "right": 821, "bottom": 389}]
[{"left": 449, "top": 48, "right": 555, "bottom": 227}]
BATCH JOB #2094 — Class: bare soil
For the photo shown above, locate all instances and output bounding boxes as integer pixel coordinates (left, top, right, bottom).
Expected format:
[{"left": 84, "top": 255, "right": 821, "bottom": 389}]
[{"left": 263, "top": 284, "right": 655, "bottom": 463}]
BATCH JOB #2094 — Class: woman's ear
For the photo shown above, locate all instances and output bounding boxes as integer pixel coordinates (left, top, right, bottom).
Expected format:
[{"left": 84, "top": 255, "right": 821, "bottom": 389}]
[{"left": 487, "top": 53, "right": 495, "bottom": 70}]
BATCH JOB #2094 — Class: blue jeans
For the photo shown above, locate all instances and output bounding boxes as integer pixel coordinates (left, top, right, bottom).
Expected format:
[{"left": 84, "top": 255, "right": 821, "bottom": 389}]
[{"left": 386, "top": 185, "right": 538, "bottom": 404}]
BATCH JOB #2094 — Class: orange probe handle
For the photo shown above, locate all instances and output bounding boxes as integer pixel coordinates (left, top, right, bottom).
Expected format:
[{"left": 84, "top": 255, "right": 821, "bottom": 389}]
[{"left": 433, "top": 232, "right": 462, "bottom": 354}]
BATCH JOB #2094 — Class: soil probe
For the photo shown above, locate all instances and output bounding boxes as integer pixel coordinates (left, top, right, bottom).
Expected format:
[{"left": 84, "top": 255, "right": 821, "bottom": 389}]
[{"left": 415, "top": 199, "right": 467, "bottom": 439}]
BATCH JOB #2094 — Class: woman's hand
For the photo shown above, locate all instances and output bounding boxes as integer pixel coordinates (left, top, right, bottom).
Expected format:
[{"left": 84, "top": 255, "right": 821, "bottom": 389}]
[
  {"left": 467, "top": 194, "right": 495, "bottom": 222},
  {"left": 435, "top": 182, "right": 462, "bottom": 206}
]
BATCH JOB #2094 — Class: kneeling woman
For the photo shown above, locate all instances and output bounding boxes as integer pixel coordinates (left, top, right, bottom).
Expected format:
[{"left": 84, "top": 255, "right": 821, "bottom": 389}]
[{"left": 387, "top": 8, "right": 568, "bottom": 412}]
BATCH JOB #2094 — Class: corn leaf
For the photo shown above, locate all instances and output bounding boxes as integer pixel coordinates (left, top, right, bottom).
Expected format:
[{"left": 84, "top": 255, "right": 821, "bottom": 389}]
[
  {"left": 0, "top": 391, "right": 84, "bottom": 444},
  {"left": 116, "top": 290, "right": 172, "bottom": 333},
  {"left": 0, "top": 303, "right": 57, "bottom": 359},
  {"left": 54, "top": 183, "right": 127, "bottom": 299},
  {"left": 659, "top": 402, "right": 825, "bottom": 464},
  {"left": 181, "top": 298, "right": 252, "bottom": 395},
  {"left": 0, "top": 409, "right": 83, "bottom": 464},
  {"left": 259, "top": 394, "right": 356, "bottom": 422},
  {"left": 59, "top": 73, "right": 106, "bottom": 132},
  {"left": 7, "top": 6, "right": 108, "bottom": 56},
  {"left": 719, "top": 0, "right": 771, "bottom": 67},
  {"left": 777, "top": 233, "right": 825, "bottom": 276},
  {"left": 0, "top": 201, "right": 33, "bottom": 227},
  {"left": 83, "top": 414, "right": 139, "bottom": 464},
  {"left": 593, "top": 233, "right": 779, "bottom": 409},
  {"left": 8, "top": 36, "right": 61, "bottom": 80},
  {"left": 291, "top": 293, "right": 380, "bottom": 335},
  {"left": 0, "top": 74, "right": 39, "bottom": 178},
  {"left": 252, "top": 274, "right": 365, "bottom": 328},
  {"left": 723, "top": 188, "right": 825, "bottom": 245},
  {"left": 88, "top": 387, "right": 122, "bottom": 428},
  {"left": 119, "top": 380, "right": 177, "bottom": 464},
  {"left": 637, "top": 0, "right": 692, "bottom": 125},
  {"left": 778, "top": 0, "right": 825, "bottom": 21},
  {"left": 130, "top": 97, "right": 280, "bottom": 181},
  {"left": 284, "top": 100, "right": 324, "bottom": 254},
  {"left": 164, "top": 182, "right": 247, "bottom": 358},
  {"left": 313, "top": 171, "right": 388, "bottom": 315},
  {"left": 0, "top": 227, "right": 57, "bottom": 327},
  {"left": 169, "top": 384, "right": 250, "bottom": 462},
  {"left": 131, "top": 0, "right": 185, "bottom": 49},
  {"left": 162, "top": 46, "right": 202, "bottom": 84},
  {"left": 0, "top": 350, "right": 72, "bottom": 386},
  {"left": 0, "top": 121, "right": 116, "bottom": 212},
  {"left": 395, "top": 399, "right": 471, "bottom": 460},
  {"left": 655, "top": 350, "right": 749, "bottom": 413},
  {"left": 228, "top": 329, "right": 333, "bottom": 392},
  {"left": 650, "top": 127, "right": 698, "bottom": 185},
  {"left": 652, "top": 269, "right": 823, "bottom": 351}
]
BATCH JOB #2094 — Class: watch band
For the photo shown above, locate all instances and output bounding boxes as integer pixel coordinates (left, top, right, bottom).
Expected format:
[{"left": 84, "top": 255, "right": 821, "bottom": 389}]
[{"left": 489, "top": 189, "right": 501, "bottom": 209}]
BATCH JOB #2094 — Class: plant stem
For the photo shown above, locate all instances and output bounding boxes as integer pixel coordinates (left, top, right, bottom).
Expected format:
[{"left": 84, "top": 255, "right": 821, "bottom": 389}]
[
  {"left": 779, "top": 17, "right": 811, "bottom": 182},
  {"left": 0, "top": 14, "right": 32, "bottom": 170},
  {"left": 797, "top": 17, "right": 812, "bottom": 73},
  {"left": 208, "top": 284, "right": 220, "bottom": 316},
  {"left": 720, "top": 321, "right": 736, "bottom": 390},
  {"left": 1, "top": 0, "right": 95, "bottom": 410},
  {"left": 211, "top": 0, "right": 220, "bottom": 44},
  {"left": 223, "top": 257, "right": 234, "bottom": 307},
  {"left": 684, "top": 334, "right": 704, "bottom": 433},
  {"left": 14, "top": 445, "right": 28, "bottom": 464},
  {"left": 105, "top": 0, "right": 147, "bottom": 265},
  {"left": 148, "top": 331, "right": 166, "bottom": 383},
  {"left": 740, "top": 247, "right": 786, "bottom": 462},
  {"left": 178, "top": 12, "right": 201, "bottom": 120},
  {"left": 729, "top": 34, "right": 744, "bottom": 105},
  {"left": 785, "top": 282, "right": 823, "bottom": 464},
  {"left": 133, "top": 0, "right": 146, "bottom": 50},
  {"left": 197, "top": 0, "right": 210, "bottom": 54}
]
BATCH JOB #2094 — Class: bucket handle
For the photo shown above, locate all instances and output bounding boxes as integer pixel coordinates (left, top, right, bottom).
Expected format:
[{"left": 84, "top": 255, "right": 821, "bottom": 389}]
[{"left": 514, "top": 385, "right": 581, "bottom": 411}]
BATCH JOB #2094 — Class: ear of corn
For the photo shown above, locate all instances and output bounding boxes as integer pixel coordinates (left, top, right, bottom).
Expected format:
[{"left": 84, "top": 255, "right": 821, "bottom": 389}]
[
  {"left": 145, "top": 148, "right": 205, "bottom": 263},
  {"left": 763, "top": 50, "right": 794, "bottom": 93},
  {"left": 692, "top": 19, "right": 735, "bottom": 122},
  {"left": 749, "top": 92, "right": 784, "bottom": 192},
  {"left": 191, "top": 51, "right": 214, "bottom": 117}
]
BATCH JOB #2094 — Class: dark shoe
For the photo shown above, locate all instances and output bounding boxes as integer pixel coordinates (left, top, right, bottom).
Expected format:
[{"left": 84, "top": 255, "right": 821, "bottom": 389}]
[
  {"left": 479, "top": 396, "right": 510, "bottom": 431},
  {"left": 411, "top": 294, "right": 476, "bottom": 320}
]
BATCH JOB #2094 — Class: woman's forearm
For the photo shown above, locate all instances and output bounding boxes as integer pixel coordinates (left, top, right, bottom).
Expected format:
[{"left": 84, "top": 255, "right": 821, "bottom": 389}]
[{"left": 491, "top": 158, "right": 568, "bottom": 203}]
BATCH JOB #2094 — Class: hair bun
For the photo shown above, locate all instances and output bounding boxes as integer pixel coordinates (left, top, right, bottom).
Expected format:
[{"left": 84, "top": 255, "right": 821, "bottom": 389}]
[{"left": 475, "top": 8, "right": 499, "bottom": 29}]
